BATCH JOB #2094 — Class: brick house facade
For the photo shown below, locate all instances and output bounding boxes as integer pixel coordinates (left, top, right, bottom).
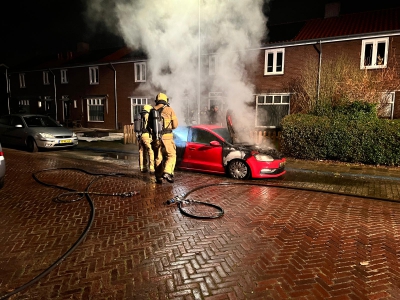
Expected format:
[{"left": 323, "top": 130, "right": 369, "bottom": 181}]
[{"left": 2, "top": 6, "right": 400, "bottom": 130}]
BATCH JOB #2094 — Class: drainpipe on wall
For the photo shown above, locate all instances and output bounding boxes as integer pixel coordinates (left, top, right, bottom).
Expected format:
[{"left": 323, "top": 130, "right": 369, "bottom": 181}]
[
  {"left": 49, "top": 69, "right": 57, "bottom": 120},
  {"left": 0, "top": 64, "right": 10, "bottom": 114},
  {"left": 5, "top": 68, "right": 10, "bottom": 114},
  {"left": 6, "top": 70, "right": 10, "bottom": 114},
  {"left": 110, "top": 63, "right": 118, "bottom": 130},
  {"left": 313, "top": 41, "right": 322, "bottom": 107}
]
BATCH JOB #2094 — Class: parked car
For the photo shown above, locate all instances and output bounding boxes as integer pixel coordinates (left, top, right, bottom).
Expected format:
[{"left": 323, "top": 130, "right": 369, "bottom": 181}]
[
  {"left": 0, "top": 142, "right": 5, "bottom": 188},
  {"left": 0, "top": 114, "right": 78, "bottom": 152},
  {"left": 173, "top": 124, "right": 286, "bottom": 179}
]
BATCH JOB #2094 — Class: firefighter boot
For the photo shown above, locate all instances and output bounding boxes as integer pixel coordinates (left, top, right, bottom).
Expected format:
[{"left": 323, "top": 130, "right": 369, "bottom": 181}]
[{"left": 162, "top": 173, "right": 174, "bottom": 183}]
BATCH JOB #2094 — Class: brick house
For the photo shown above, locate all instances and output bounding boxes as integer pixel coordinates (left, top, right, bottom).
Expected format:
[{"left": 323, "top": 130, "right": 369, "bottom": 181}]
[
  {"left": 252, "top": 4, "right": 400, "bottom": 128},
  {"left": 1, "top": 4, "right": 400, "bottom": 130}
]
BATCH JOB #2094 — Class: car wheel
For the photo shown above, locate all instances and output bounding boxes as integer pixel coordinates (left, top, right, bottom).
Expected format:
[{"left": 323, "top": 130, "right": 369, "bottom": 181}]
[
  {"left": 27, "top": 137, "right": 38, "bottom": 153},
  {"left": 227, "top": 160, "right": 251, "bottom": 180}
]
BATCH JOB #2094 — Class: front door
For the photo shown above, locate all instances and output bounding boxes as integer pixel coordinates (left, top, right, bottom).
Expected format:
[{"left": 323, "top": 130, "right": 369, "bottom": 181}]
[
  {"left": 44, "top": 100, "right": 57, "bottom": 121},
  {"left": 63, "top": 100, "right": 71, "bottom": 121}
]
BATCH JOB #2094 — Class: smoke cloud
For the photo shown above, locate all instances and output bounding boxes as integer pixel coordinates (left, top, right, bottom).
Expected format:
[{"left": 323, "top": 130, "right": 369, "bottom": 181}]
[{"left": 85, "top": 0, "right": 268, "bottom": 135}]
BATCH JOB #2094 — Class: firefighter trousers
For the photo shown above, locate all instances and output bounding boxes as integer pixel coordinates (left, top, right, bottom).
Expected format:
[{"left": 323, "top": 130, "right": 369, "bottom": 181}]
[
  {"left": 153, "top": 133, "right": 176, "bottom": 178},
  {"left": 139, "top": 134, "right": 155, "bottom": 172}
]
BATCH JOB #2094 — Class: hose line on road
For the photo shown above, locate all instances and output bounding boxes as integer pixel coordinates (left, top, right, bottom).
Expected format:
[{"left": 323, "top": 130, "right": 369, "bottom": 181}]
[
  {"left": 0, "top": 167, "right": 140, "bottom": 300},
  {"left": 165, "top": 179, "right": 400, "bottom": 219},
  {"left": 165, "top": 194, "right": 224, "bottom": 219}
]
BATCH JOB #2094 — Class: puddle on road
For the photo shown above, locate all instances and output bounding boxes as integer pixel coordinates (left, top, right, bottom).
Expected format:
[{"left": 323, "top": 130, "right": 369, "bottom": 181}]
[{"left": 104, "top": 152, "right": 136, "bottom": 160}]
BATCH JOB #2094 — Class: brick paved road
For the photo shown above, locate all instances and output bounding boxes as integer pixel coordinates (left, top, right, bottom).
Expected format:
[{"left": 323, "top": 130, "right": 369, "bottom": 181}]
[{"left": 1, "top": 148, "right": 400, "bottom": 299}]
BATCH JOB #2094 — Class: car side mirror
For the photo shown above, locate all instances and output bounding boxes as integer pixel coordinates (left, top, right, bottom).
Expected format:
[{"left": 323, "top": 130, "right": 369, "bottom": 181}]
[
  {"left": 15, "top": 124, "right": 23, "bottom": 128},
  {"left": 210, "top": 140, "right": 221, "bottom": 146}
]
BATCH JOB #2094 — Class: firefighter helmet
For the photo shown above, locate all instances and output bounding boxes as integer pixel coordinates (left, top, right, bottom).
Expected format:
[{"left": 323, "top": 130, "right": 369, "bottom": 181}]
[
  {"left": 155, "top": 93, "right": 168, "bottom": 103},
  {"left": 143, "top": 104, "right": 152, "bottom": 113}
]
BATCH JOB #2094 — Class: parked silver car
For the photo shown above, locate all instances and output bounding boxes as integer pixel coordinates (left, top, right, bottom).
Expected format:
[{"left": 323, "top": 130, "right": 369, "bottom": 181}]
[
  {"left": 0, "top": 114, "right": 78, "bottom": 152},
  {"left": 0, "top": 142, "right": 5, "bottom": 188}
]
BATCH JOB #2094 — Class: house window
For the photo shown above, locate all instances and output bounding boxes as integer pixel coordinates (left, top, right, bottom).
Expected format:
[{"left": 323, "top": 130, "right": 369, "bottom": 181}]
[
  {"left": 19, "top": 73, "right": 26, "bottom": 88},
  {"left": 134, "top": 63, "right": 146, "bottom": 82},
  {"left": 256, "top": 94, "right": 290, "bottom": 128},
  {"left": 208, "top": 92, "right": 224, "bottom": 111},
  {"left": 42, "top": 96, "right": 52, "bottom": 111},
  {"left": 43, "top": 71, "right": 50, "bottom": 85},
  {"left": 209, "top": 55, "right": 218, "bottom": 76},
  {"left": 18, "top": 100, "right": 30, "bottom": 113},
  {"left": 379, "top": 92, "right": 395, "bottom": 119},
  {"left": 264, "top": 48, "right": 285, "bottom": 75},
  {"left": 87, "top": 98, "right": 105, "bottom": 121},
  {"left": 61, "top": 69, "right": 68, "bottom": 84},
  {"left": 89, "top": 67, "right": 99, "bottom": 84},
  {"left": 361, "top": 38, "right": 389, "bottom": 69},
  {"left": 130, "top": 97, "right": 149, "bottom": 123}
]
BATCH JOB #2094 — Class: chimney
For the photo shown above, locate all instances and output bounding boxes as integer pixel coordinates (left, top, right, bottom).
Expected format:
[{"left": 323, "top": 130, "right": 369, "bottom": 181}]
[{"left": 325, "top": 2, "right": 341, "bottom": 18}]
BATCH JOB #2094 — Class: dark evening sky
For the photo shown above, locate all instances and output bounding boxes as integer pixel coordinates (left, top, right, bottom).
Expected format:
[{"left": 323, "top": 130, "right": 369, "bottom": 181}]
[{"left": 1, "top": 0, "right": 399, "bottom": 66}]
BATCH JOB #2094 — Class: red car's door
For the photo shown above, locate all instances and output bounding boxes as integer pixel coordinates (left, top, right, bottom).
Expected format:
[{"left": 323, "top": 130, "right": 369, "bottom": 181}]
[{"left": 181, "top": 128, "right": 225, "bottom": 173}]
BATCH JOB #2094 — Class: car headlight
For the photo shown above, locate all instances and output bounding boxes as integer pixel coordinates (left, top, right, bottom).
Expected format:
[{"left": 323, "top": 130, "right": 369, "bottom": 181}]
[
  {"left": 72, "top": 132, "right": 77, "bottom": 137},
  {"left": 38, "top": 133, "right": 55, "bottom": 139},
  {"left": 254, "top": 153, "right": 274, "bottom": 162}
]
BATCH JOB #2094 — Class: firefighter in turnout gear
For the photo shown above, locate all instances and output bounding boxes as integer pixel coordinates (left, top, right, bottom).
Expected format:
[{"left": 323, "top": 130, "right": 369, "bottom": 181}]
[
  {"left": 138, "top": 105, "right": 155, "bottom": 174},
  {"left": 151, "top": 93, "right": 178, "bottom": 184}
]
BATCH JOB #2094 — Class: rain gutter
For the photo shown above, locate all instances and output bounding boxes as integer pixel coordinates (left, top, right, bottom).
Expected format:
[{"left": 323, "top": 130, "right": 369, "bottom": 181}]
[
  {"left": 251, "top": 30, "right": 400, "bottom": 51},
  {"left": 8, "top": 30, "right": 400, "bottom": 75},
  {"left": 9, "top": 59, "right": 147, "bottom": 74}
]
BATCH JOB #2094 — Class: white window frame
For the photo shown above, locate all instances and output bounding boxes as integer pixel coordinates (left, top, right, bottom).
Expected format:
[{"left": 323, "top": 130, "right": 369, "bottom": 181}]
[
  {"left": 264, "top": 48, "right": 285, "bottom": 75},
  {"left": 61, "top": 69, "right": 68, "bottom": 84},
  {"left": 130, "top": 97, "right": 150, "bottom": 123},
  {"left": 379, "top": 91, "right": 395, "bottom": 119},
  {"left": 360, "top": 38, "right": 389, "bottom": 69},
  {"left": 18, "top": 100, "right": 30, "bottom": 113},
  {"left": 18, "top": 100, "right": 30, "bottom": 106},
  {"left": 43, "top": 71, "right": 50, "bottom": 85},
  {"left": 209, "top": 55, "right": 218, "bottom": 76},
  {"left": 87, "top": 98, "right": 105, "bottom": 122},
  {"left": 208, "top": 92, "right": 224, "bottom": 111},
  {"left": 89, "top": 67, "right": 99, "bottom": 85},
  {"left": 134, "top": 62, "right": 146, "bottom": 82},
  {"left": 256, "top": 93, "right": 290, "bottom": 128},
  {"left": 19, "top": 73, "right": 26, "bottom": 88}
]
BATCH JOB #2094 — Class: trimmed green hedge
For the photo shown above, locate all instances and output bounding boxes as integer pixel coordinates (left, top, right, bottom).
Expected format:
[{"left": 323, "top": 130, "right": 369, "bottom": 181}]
[{"left": 281, "top": 104, "right": 400, "bottom": 166}]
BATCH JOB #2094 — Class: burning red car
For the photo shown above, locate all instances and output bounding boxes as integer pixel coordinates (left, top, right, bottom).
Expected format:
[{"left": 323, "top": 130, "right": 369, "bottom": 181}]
[{"left": 173, "top": 124, "right": 286, "bottom": 179}]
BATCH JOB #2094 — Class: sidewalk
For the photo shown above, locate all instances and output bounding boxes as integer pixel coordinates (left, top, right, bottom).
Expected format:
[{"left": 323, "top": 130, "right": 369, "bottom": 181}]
[{"left": 76, "top": 139, "right": 400, "bottom": 182}]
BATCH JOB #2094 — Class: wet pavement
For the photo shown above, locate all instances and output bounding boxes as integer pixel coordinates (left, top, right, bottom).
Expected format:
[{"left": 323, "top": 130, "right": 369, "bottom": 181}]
[{"left": 0, "top": 141, "right": 400, "bottom": 299}]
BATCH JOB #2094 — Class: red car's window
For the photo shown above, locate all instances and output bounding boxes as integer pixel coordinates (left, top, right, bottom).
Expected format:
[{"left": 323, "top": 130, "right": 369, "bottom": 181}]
[{"left": 190, "top": 128, "right": 220, "bottom": 144}]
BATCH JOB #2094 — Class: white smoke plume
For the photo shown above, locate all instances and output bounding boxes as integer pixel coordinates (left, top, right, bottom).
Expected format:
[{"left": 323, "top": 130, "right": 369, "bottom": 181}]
[{"left": 86, "top": 0, "right": 268, "bottom": 137}]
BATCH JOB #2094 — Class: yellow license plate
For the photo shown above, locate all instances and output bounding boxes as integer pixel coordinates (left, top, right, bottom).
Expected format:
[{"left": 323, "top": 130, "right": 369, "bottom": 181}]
[{"left": 60, "top": 139, "right": 72, "bottom": 143}]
